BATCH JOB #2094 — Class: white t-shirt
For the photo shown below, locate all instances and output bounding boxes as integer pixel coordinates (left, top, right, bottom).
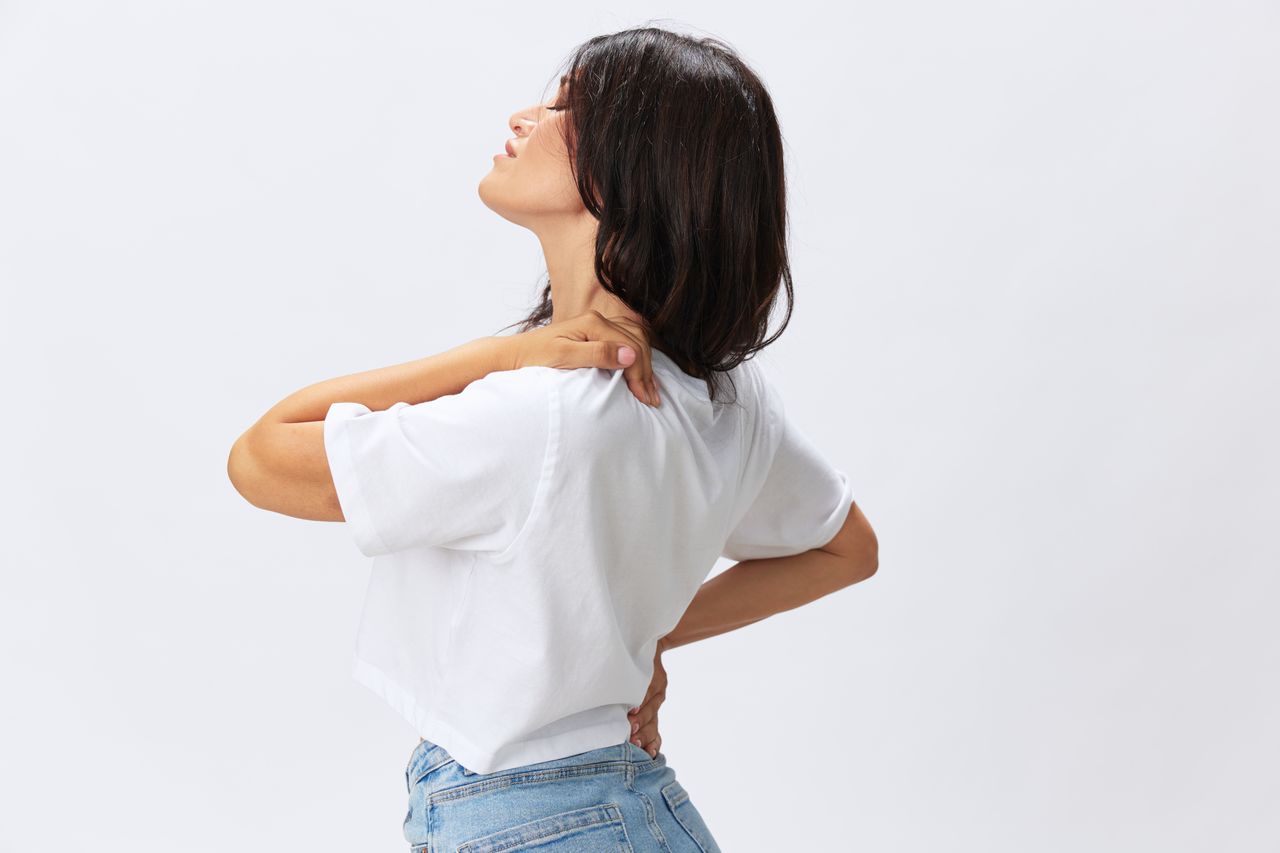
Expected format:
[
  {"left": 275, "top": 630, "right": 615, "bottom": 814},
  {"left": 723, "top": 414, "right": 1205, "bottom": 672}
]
[{"left": 323, "top": 347, "right": 855, "bottom": 773}]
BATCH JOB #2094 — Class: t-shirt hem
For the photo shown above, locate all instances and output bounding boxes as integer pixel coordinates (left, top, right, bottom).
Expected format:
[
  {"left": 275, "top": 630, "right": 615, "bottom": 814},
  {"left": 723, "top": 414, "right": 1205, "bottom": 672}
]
[{"left": 350, "top": 655, "right": 633, "bottom": 775}]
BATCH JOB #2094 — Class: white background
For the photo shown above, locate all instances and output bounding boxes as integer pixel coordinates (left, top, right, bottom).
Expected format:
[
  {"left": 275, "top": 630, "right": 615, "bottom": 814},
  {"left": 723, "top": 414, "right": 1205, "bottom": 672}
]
[{"left": 2, "top": 2, "right": 1276, "bottom": 851}]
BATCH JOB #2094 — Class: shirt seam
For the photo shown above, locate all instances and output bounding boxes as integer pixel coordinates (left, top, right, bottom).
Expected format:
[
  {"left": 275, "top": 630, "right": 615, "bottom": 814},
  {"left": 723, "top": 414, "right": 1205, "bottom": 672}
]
[{"left": 723, "top": 364, "right": 786, "bottom": 554}]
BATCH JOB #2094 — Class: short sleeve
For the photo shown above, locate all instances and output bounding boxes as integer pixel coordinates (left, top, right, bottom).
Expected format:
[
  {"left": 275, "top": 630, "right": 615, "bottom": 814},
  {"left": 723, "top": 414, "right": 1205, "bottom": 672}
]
[
  {"left": 721, "top": 379, "right": 855, "bottom": 562},
  {"left": 323, "top": 367, "right": 557, "bottom": 558}
]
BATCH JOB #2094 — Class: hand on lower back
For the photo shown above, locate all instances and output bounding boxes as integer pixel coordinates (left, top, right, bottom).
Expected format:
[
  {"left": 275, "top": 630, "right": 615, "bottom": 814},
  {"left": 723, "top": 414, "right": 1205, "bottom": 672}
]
[{"left": 628, "top": 640, "right": 669, "bottom": 757}]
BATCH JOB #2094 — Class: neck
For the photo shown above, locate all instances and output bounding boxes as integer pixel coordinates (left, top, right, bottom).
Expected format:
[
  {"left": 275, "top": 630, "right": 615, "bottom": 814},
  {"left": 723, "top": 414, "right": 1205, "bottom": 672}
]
[{"left": 535, "top": 214, "right": 645, "bottom": 328}]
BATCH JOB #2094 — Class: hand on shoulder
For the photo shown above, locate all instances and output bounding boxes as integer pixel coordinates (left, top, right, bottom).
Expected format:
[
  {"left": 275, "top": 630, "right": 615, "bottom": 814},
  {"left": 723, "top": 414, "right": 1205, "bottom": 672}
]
[{"left": 500, "top": 309, "right": 663, "bottom": 407}]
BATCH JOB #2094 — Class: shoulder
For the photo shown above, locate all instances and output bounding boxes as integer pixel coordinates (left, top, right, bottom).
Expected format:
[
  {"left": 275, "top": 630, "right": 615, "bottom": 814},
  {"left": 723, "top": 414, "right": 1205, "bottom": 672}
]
[
  {"left": 382, "top": 367, "right": 561, "bottom": 445},
  {"left": 719, "top": 354, "right": 777, "bottom": 420},
  {"left": 446, "top": 364, "right": 642, "bottom": 430},
  {"left": 726, "top": 356, "right": 784, "bottom": 455},
  {"left": 446, "top": 366, "right": 561, "bottom": 413}
]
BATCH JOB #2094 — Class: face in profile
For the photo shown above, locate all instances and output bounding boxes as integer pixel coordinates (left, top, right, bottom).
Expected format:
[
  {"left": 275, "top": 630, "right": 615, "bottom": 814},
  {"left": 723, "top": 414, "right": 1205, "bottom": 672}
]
[{"left": 477, "top": 76, "right": 583, "bottom": 227}]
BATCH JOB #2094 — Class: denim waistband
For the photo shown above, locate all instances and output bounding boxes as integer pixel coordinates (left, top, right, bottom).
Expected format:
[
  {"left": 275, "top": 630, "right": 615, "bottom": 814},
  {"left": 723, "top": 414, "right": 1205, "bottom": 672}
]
[{"left": 405, "top": 736, "right": 460, "bottom": 783}]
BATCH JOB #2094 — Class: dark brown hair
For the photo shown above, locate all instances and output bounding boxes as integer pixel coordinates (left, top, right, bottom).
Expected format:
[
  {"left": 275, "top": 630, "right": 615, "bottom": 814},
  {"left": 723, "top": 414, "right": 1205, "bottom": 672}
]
[{"left": 498, "top": 25, "right": 794, "bottom": 404}]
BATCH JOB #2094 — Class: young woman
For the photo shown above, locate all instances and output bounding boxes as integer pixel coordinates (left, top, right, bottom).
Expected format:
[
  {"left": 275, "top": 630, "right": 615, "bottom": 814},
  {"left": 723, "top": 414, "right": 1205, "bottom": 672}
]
[{"left": 228, "top": 25, "right": 878, "bottom": 852}]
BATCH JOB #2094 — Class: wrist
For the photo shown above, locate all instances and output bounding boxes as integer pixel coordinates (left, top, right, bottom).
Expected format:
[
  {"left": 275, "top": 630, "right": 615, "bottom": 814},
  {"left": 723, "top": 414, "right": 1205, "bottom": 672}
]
[{"left": 470, "top": 335, "right": 521, "bottom": 374}]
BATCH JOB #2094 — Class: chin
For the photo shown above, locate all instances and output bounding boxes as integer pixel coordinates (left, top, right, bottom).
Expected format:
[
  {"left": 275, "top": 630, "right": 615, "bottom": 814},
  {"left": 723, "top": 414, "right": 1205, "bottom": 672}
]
[
  {"left": 477, "top": 195, "right": 523, "bottom": 228},
  {"left": 476, "top": 176, "right": 503, "bottom": 213}
]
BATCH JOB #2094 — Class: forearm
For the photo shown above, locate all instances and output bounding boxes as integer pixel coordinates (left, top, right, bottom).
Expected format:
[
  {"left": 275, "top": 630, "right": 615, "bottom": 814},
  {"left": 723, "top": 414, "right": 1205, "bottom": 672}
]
[
  {"left": 251, "top": 335, "right": 515, "bottom": 426},
  {"left": 659, "top": 549, "right": 869, "bottom": 652}
]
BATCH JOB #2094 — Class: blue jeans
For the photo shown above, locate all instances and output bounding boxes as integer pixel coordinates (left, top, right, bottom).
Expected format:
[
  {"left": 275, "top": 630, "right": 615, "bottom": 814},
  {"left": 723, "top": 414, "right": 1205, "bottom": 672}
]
[{"left": 403, "top": 735, "right": 722, "bottom": 852}]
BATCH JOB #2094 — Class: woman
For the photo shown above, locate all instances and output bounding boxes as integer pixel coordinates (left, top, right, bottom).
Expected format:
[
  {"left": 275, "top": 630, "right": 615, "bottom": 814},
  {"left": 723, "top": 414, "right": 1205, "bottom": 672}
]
[{"left": 228, "top": 25, "right": 879, "bottom": 852}]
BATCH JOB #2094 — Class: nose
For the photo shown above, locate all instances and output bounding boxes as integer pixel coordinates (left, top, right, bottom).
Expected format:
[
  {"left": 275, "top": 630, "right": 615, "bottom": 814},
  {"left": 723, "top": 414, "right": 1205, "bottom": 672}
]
[{"left": 508, "top": 103, "right": 543, "bottom": 138}]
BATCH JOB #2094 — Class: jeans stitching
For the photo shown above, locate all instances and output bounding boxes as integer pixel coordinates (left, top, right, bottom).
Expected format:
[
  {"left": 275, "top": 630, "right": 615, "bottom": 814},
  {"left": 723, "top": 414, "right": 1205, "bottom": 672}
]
[{"left": 429, "top": 761, "right": 630, "bottom": 804}]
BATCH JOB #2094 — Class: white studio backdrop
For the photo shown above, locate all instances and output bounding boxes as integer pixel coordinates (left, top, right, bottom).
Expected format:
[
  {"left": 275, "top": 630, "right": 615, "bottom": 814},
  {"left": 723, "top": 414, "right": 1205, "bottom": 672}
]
[{"left": 1, "top": 2, "right": 1276, "bottom": 851}]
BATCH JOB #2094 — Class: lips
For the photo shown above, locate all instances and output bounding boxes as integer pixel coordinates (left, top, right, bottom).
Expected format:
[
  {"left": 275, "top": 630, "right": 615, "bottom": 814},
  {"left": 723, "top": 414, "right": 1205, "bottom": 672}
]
[{"left": 505, "top": 139, "right": 518, "bottom": 158}]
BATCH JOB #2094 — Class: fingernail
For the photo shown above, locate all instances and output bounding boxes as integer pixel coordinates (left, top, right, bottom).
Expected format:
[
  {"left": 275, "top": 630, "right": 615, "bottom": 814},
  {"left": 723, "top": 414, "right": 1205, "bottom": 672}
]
[
  {"left": 631, "top": 721, "right": 639, "bottom": 733},
  {"left": 619, "top": 346, "right": 636, "bottom": 366},
  {"left": 632, "top": 737, "right": 642, "bottom": 746}
]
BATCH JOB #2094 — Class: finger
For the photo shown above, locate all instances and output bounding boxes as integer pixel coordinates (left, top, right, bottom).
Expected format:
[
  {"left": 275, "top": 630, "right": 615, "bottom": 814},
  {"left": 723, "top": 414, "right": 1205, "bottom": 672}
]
[
  {"left": 627, "top": 703, "right": 653, "bottom": 729},
  {"left": 628, "top": 710, "right": 662, "bottom": 747},
  {"left": 628, "top": 702, "right": 658, "bottom": 736},
  {"left": 557, "top": 337, "right": 628, "bottom": 371},
  {"left": 584, "top": 315, "right": 657, "bottom": 406},
  {"left": 630, "top": 376, "right": 657, "bottom": 408},
  {"left": 635, "top": 720, "right": 661, "bottom": 756},
  {"left": 635, "top": 718, "right": 658, "bottom": 742},
  {"left": 631, "top": 367, "right": 658, "bottom": 408},
  {"left": 589, "top": 339, "right": 656, "bottom": 406},
  {"left": 576, "top": 336, "right": 654, "bottom": 407},
  {"left": 631, "top": 722, "right": 655, "bottom": 749},
  {"left": 623, "top": 344, "right": 657, "bottom": 407},
  {"left": 584, "top": 314, "right": 646, "bottom": 363},
  {"left": 638, "top": 377, "right": 654, "bottom": 408},
  {"left": 600, "top": 340, "right": 633, "bottom": 369},
  {"left": 620, "top": 354, "right": 659, "bottom": 407}
]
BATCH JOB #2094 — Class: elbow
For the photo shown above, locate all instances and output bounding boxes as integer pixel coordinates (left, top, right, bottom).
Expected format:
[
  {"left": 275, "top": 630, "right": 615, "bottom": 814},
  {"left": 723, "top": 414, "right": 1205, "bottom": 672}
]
[
  {"left": 850, "top": 543, "right": 878, "bottom": 582},
  {"left": 227, "top": 432, "right": 263, "bottom": 508},
  {"left": 862, "top": 547, "right": 879, "bottom": 579},
  {"left": 852, "top": 507, "right": 879, "bottom": 580},
  {"left": 824, "top": 500, "right": 878, "bottom": 583},
  {"left": 844, "top": 527, "right": 879, "bottom": 583}
]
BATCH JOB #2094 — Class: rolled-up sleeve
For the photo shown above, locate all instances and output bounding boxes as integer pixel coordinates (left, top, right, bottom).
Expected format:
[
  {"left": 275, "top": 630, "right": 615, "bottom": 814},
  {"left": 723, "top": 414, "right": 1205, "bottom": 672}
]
[
  {"left": 721, "top": 377, "right": 856, "bottom": 562},
  {"left": 324, "top": 401, "right": 396, "bottom": 556},
  {"left": 322, "top": 368, "right": 556, "bottom": 558}
]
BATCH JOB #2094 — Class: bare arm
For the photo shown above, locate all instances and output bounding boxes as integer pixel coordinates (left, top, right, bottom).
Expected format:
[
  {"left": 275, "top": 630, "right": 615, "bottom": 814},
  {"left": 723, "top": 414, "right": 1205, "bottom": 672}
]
[
  {"left": 226, "top": 312, "right": 661, "bottom": 525},
  {"left": 226, "top": 336, "right": 512, "bottom": 521},
  {"left": 627, "top": 501, "right": 878, "bottom": 755},
  {"left": 658, "top": 500, "right": 879, "bottom": 653}
]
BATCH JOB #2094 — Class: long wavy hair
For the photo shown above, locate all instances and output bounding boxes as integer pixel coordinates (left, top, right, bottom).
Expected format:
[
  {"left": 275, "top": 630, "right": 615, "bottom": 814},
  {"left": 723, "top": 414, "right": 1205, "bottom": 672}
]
[{"left": 497, "top": 25, "right": 795, "bottom": 404}]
